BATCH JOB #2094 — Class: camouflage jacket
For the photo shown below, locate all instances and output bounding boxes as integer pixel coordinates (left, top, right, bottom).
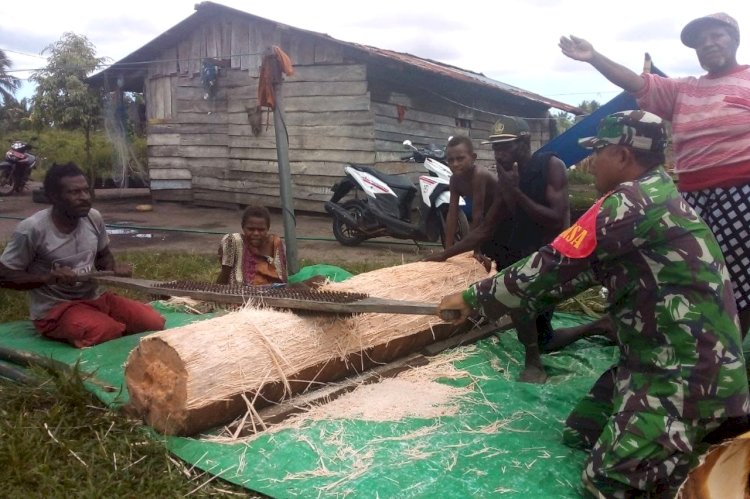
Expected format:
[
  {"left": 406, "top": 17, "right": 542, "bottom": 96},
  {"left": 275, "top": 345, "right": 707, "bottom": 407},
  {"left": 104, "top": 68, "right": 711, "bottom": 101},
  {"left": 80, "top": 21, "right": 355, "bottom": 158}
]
[{"left": 465, "top": 167, "right": 750, "bottom": 420}]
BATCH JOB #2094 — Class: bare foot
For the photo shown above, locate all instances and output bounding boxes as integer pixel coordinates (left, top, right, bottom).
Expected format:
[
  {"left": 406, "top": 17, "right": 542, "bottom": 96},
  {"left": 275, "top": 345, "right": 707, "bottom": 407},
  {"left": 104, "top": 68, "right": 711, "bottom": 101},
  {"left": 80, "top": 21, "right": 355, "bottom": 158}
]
[{"left": 518, "top": 365, "right": 548, "bottom": 384}]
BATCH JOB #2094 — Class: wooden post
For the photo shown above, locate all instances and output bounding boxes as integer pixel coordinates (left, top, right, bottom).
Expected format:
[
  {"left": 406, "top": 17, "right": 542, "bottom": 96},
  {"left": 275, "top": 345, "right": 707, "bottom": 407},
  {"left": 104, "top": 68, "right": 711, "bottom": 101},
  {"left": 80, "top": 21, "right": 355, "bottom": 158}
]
[{"left": 272, "top": 81, "right": 299, "bottom": 274}]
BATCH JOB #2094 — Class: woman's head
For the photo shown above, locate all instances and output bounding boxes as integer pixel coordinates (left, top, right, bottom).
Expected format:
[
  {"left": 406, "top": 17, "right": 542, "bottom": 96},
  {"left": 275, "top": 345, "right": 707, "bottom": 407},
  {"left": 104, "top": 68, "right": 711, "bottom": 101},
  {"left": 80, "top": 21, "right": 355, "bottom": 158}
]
[
  {"left": 241, "top": 205, "right": 271, "bottom": 246},
  {"left": 681, "top": 13, "right": 740, "bottom": 74}
]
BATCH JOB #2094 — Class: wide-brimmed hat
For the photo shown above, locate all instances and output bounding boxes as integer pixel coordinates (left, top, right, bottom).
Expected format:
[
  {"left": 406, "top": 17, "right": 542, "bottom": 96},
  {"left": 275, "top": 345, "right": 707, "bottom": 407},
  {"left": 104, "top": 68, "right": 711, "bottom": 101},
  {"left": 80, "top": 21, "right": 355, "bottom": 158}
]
[
  {"left": 681, "top": 12, "right": 739, "bottom": 48},
  {"left": 578, "top": 110, "right": 666, "bottom": 153},
  {"left": 482, "top": 115, "right": 530, "bottom": 144}
]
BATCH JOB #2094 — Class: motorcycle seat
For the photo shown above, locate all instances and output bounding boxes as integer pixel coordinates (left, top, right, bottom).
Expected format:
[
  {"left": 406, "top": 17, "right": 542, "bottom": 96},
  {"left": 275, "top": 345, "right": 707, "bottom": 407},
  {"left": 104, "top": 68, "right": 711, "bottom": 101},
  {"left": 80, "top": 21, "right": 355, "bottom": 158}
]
[{"left": 351, "top": 165, "right": 416, "bottom": 191}]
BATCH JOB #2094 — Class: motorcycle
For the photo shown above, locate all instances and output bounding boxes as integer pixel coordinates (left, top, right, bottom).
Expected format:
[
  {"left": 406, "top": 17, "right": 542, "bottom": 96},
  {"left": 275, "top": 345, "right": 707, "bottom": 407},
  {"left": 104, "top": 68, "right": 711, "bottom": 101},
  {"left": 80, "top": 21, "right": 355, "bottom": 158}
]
[
  {"left": 324, "top": 140, "right": 469, "bottom": 248},
  {"left": 0, "top": 141, "right": 37, "bottom": 196},
  {"left": 401, "top": 139, "right": 453, "bottom": 182}
]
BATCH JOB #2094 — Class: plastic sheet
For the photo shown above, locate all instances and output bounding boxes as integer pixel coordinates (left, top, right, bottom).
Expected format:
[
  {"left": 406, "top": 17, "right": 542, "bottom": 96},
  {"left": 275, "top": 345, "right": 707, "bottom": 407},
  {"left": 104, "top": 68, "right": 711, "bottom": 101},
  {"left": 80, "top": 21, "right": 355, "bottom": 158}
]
[{"left": 0, "top": 308, "right": 621, "bottom": 497}]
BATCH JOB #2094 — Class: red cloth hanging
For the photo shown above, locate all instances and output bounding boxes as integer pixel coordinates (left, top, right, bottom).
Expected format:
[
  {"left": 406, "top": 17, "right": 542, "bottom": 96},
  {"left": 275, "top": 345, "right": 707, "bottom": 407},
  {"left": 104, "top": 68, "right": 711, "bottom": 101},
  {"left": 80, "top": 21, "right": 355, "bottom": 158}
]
[{"left": 257, "top": 46, "right": 294, "bottom": 110}]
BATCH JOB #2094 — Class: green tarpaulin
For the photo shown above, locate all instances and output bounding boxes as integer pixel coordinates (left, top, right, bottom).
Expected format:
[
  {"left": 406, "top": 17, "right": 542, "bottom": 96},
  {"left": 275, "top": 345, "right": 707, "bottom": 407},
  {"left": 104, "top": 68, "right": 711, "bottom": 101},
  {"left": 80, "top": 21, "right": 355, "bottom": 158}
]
[{"left": 0, "top": 306, "right": 618, "bottom": 498}]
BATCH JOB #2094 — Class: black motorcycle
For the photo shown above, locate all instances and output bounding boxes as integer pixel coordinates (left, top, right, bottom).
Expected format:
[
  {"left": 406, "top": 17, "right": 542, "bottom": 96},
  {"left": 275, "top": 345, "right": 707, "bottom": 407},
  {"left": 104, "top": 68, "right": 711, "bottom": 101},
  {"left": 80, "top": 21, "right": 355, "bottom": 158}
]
[{"left": 0, "top": 141, "right": 37, "bottom": 196}]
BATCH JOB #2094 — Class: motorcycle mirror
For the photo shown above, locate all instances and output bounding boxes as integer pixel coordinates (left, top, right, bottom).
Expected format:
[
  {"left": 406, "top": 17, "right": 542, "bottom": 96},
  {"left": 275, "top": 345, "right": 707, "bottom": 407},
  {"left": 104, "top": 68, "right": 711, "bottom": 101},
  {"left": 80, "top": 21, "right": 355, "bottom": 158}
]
[{"left": 402, "top": 140, "right": 413, "bottom": 147}]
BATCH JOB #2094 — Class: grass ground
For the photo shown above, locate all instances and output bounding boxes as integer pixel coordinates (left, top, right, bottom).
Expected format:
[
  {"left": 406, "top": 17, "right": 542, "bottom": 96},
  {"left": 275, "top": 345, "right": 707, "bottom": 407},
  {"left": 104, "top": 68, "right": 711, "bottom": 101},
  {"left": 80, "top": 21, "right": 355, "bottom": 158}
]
[
  {"left": 0, "top": 250, "right": 442, "bottom": 497},
  {"left": 0, "top": 249, "right": 604, "bottom": 496}
]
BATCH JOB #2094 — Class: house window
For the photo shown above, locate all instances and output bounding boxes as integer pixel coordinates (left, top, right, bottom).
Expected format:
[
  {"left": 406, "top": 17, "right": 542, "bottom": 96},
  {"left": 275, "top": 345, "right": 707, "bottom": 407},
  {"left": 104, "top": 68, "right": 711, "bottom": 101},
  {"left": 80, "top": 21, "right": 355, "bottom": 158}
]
[{"left": 455, "top": 118, "right": 472, "bottom": 129}]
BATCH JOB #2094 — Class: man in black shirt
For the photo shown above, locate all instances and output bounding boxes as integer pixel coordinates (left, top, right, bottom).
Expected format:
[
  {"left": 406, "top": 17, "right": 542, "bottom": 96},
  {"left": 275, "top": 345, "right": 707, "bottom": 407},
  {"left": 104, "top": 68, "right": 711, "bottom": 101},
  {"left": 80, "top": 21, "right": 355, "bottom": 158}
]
[{"left": 426, "top": 115, "right": 569, "bottom": 383}]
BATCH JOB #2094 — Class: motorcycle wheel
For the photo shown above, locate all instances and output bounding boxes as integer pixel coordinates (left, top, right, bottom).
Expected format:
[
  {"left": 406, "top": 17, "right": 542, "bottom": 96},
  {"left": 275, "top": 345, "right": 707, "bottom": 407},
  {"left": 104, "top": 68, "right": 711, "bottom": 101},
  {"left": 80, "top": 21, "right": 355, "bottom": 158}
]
[
  {"left": 0, "top": 168, "right": 15, "bottom": 196},
  {"left": 332, "top": 199, "right": 368, "bottom": 247},
  {"left": 438, "top": 206, "right": 470, "bottom": 249}
]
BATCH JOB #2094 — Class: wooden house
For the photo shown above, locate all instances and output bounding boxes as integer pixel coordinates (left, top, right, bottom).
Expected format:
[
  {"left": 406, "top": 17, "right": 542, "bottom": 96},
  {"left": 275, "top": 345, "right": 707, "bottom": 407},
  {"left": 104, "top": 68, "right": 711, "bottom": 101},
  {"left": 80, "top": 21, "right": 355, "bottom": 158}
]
[{"left": 90, "top": 1, "right": 581, "bottom": 212}]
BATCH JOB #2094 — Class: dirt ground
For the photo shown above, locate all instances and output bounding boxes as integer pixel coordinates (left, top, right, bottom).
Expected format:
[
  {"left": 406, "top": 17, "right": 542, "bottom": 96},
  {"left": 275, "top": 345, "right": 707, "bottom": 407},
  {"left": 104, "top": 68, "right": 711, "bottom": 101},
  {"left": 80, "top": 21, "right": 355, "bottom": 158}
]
[{"left": 0, "top": 182, "right": 437, "bottom": 268}]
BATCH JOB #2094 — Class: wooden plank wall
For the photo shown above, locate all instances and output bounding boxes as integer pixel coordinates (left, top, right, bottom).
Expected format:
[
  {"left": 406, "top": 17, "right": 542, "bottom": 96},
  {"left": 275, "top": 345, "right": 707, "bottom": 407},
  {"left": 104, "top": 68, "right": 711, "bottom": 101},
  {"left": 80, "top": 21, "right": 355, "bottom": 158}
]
[
  {"left": 368, "top": 74, "right": 554, "bottom": 173},
  {"left": 143, "top": 12, "right": 557, "bottom": 212},
  {"left": 145, "top": 14, "right": 375, "bottom": 212}
]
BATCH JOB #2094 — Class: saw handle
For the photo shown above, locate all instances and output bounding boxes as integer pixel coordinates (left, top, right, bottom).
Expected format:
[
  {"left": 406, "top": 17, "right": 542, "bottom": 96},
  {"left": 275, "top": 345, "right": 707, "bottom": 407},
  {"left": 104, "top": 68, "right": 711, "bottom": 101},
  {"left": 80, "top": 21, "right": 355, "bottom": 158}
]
[{"left": 439, "top": 309, "right": 462, "bottom": 322}]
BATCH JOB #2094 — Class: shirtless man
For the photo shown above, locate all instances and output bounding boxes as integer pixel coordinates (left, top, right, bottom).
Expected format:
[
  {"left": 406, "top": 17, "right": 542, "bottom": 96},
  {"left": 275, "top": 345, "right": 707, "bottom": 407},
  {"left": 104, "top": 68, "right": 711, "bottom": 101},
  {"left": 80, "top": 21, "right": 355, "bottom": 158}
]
[{"left": 442, "top": 136, "right": 497, "bottom": 265}]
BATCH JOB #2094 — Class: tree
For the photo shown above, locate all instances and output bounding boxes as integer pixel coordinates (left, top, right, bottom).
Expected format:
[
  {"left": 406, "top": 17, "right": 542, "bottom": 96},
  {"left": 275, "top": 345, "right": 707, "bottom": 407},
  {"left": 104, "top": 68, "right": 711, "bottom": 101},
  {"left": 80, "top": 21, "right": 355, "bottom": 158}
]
[
  {"left": 553, "top": 99, "right": 605, "bottom": 133},
  {"left": 30, "top": 33, "right": 108, "bottom": 194},
  {"left": 0, "top": 49, "right": 21, "bottom": 105},
  {"left": 552, "top": 110, "right": 575, "bottom": 133},
  {"left": 0, "top": 96, "right": 32, "bottom": 133},
  {"left": 578, "top": 99, "right": 601, "bottom": 114}
]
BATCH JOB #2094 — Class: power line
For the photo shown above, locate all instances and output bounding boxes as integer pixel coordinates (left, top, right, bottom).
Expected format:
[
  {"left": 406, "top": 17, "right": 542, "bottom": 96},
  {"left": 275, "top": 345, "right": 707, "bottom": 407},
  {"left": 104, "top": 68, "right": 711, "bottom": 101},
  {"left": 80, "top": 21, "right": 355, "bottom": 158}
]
[
  {"left": 4, "top": 52, "right": 625, "bottom": 100},
  {"left": 4, "top": 52, "right": 266, "bottom": 74},
  {"left": 2, "top": 48, "right": 47, "bottom": 59},
  {"left": 6, "top": 51, "right": 615, "bottom": 118}
]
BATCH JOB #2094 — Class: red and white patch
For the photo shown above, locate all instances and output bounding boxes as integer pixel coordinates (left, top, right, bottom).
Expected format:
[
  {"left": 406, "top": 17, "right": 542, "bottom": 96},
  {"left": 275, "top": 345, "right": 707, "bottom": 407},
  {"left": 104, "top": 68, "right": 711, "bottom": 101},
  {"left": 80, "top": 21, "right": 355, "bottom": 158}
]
[{"left": 551, "top": 195, "right": 608, "bottom": 258}]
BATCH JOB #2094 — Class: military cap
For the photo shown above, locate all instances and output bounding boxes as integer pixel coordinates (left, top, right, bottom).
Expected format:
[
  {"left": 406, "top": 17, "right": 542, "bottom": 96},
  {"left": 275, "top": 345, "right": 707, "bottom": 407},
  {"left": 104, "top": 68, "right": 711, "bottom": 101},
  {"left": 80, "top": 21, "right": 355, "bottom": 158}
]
[
  {"left": 482, "top": 115, "right": 530, "bottom": 144},
  {"left": 578, "top": 110, "right": 667, "bottom": 153}
]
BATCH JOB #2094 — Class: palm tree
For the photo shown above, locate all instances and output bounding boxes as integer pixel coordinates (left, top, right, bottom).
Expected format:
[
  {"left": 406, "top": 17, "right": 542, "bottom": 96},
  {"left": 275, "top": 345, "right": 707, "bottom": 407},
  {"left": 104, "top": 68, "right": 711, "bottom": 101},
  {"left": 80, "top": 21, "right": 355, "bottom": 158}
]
[{"left": 0, "top": 49, "right": 20, "bottom": 105}]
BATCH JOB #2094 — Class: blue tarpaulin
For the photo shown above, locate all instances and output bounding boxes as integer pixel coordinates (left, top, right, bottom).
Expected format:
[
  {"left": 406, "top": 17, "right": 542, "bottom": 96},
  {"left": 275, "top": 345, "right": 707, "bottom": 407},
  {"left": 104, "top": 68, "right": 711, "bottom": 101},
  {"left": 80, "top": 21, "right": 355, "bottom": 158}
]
[
  {"left": 538, "top": 59, "right": 667, "bottom": 168},
  {"left": 538, "top": 93, "right": 639, "bottom": 167}
]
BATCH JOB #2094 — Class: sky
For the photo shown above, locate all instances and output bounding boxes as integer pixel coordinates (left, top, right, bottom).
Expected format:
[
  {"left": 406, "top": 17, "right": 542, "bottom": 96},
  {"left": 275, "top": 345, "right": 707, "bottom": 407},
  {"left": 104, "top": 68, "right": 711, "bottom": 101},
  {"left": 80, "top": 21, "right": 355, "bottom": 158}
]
[{"left": 2, "top": 0, "right": 749, "bottom": 111}]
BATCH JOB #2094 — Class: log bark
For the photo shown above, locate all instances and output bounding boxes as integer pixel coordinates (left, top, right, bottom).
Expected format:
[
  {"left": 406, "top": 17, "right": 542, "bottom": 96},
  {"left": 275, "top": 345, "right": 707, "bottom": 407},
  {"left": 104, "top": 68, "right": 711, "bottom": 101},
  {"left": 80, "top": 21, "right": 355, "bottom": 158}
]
[{"left": 124, "top": 255, "right": 487, "bottom": 436}]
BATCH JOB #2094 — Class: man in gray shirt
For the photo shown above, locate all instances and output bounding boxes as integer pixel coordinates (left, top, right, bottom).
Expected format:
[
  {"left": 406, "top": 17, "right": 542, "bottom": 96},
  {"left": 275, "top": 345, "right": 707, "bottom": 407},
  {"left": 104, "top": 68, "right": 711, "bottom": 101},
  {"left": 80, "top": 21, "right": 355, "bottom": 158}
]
[{"left": 0, "top": 162, "right": 165, "bottom": 347}]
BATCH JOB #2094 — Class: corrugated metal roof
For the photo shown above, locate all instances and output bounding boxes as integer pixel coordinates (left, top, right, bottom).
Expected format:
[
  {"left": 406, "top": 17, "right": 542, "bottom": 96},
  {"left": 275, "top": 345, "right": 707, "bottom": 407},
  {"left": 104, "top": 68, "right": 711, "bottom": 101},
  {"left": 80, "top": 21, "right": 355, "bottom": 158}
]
[
  {"left": 91, "top": 1, "right": 581, "bottom": 114},
  {"left": 345, "top": 43, "right": 580, "bottom": 113}
]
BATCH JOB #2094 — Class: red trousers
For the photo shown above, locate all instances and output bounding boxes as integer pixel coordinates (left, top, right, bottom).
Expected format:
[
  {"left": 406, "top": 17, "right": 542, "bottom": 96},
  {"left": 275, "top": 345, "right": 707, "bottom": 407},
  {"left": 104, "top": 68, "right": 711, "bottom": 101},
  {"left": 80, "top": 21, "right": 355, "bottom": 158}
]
[{"left": 34, "top": 292, "right": 166, "bottom": 348}]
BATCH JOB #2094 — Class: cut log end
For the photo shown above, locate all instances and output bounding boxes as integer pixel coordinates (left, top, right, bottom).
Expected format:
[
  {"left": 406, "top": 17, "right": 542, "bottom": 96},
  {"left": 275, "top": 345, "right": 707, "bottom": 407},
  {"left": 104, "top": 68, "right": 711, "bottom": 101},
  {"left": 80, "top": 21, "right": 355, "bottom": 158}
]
[{"left": 125, "top": 337, "right": 189, "bottom": 435}]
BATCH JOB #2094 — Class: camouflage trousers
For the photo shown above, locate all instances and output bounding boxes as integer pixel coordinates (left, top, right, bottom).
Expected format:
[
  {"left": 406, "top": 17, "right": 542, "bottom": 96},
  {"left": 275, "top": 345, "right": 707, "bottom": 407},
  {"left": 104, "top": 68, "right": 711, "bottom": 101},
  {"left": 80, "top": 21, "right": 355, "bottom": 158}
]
[{"left": 562, "top": 368, "right": 719, "bottom": 498}]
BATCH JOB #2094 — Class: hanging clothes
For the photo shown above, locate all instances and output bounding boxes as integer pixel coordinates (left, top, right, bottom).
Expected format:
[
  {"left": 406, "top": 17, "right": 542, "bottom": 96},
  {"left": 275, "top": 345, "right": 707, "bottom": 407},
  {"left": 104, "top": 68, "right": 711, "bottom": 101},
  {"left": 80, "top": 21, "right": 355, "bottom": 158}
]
[{"left": 257, "top": 46, "right": 294, "bottom": 109}]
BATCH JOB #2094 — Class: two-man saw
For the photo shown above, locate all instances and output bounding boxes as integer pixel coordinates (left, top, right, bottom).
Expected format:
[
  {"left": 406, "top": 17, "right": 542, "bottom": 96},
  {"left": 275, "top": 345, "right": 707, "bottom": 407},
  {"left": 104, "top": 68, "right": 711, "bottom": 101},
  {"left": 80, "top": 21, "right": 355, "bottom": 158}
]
[{"left": 87, "top": 275, "right": 461, "bottom": 321}]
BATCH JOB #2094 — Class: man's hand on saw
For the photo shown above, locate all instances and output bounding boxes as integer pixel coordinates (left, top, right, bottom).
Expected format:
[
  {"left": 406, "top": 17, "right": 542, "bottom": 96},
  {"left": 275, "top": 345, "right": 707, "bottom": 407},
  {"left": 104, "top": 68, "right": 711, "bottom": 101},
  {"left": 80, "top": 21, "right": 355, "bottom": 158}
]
[
  {"left": 47, "top": 266, "right": 77, "bottom": 285},
  {"left": 439, "top": 292, "right": 472, "bottom": 325}
]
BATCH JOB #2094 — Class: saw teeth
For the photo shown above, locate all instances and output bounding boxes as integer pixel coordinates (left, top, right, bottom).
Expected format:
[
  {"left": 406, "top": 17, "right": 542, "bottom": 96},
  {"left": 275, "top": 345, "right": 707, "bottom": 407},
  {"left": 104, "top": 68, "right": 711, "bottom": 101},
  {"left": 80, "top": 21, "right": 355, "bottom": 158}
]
[{"left": 155, "top": 280, "right": 369, "bottom": 303}]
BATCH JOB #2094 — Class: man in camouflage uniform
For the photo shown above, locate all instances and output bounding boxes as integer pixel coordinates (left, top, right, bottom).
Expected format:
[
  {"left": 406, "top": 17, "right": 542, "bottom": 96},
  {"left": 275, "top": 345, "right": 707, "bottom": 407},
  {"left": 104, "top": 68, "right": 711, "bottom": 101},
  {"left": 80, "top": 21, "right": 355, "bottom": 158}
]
[{"left": 439, "top": 111, "right": 750, "bottom": 497}]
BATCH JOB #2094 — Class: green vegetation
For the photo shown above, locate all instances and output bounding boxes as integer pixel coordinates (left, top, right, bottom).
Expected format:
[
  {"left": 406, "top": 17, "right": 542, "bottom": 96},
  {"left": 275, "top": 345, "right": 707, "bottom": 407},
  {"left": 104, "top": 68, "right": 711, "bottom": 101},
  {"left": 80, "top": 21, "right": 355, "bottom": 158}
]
[
  {"left": 0, "top": 250, "right": 263, "bottom": 496},
  {"left": 567, "top": 168, "right": 595, "bottom": 186},
  {"left": 0, "top": 368, "right": 253, "bottom": 497},
  {"left": 31, "top": 33, "right": 108, "bottom": 191},
  {"left": 0, "top": 129, "right": 147, "bottom": 185},
  {"left": 552, "top": 100, "right": 602, "bottom": 133},
  {"left": 569, "top": 185, "right": 599, "bottom": 213},
  {"left": 0, "top": 31, "right": 615, "bottom": 498},
  {"left": 0, "top": 249, "right": 606, "bottom": 496},
  {"left": 0, "top": 49, "right": 21, "bottom": 105}
]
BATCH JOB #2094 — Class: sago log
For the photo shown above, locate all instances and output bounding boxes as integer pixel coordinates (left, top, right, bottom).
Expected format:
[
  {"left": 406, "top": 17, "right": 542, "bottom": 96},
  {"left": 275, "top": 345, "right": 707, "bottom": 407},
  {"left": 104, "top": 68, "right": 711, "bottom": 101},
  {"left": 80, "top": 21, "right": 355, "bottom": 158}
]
[{"left": 124, "top": 255, "right": 487, "bottom": 435}]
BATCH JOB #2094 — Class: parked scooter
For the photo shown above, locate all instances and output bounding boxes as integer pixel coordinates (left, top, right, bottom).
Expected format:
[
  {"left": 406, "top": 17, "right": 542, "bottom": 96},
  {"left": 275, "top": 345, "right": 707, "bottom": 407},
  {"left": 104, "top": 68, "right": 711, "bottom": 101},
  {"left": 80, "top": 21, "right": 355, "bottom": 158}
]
[
  {"left": 324, "top": 141, "right": 469, "bottom": 247},
  {"left": 0, "top": 141, "right": 37, "bottom": 196},
  {"left": 401, "top": 139, "right": 453, "bottom": 181}
]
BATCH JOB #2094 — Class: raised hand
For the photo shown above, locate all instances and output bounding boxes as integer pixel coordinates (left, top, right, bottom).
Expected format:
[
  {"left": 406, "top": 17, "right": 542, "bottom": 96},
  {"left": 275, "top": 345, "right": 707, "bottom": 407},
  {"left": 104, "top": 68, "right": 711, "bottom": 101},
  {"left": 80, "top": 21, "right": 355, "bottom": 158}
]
[
  {"left": 559, "top": 35, "right": 595, "bottom": 62},
  {"left": 497, "top": 162, "right": 520, "bottom": 208}
]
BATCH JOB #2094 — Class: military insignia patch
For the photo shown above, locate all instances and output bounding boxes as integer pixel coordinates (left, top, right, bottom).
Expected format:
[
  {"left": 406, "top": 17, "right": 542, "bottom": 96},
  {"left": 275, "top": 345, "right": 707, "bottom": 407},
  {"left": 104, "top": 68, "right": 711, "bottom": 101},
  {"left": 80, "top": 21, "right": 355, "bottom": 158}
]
[{"left": 551, "top": 195, "right": 608, "bottom": 258}]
